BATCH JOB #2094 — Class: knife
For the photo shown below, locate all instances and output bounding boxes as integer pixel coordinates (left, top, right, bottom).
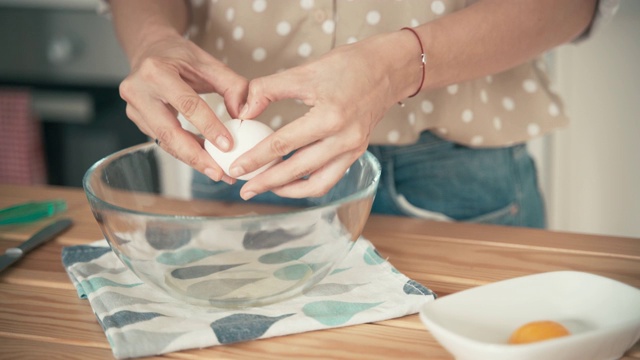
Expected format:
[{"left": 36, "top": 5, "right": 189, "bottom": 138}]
[{"left": 0, "top": 218, "right": 73, "bottom": 273}]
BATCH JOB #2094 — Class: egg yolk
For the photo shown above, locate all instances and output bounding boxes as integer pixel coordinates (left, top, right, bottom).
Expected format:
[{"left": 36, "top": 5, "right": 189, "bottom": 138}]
[{"left": 508, "top": 320, "right": 571, "bottom": 344}]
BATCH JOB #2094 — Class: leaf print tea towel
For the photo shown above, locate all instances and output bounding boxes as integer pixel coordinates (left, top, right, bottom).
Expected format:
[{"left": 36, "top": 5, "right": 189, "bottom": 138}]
[{"left": 62, "top": 237, "right": 436, "bottom": 359}]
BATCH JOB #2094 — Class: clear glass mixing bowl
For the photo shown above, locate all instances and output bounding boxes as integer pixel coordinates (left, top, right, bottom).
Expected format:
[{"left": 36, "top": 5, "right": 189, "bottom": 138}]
[{"left": 83, "top": 142, "right": 380, "bottom": 308}]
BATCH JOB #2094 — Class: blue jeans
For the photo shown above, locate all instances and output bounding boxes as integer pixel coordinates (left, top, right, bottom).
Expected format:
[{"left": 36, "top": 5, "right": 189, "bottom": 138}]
[
  {"left": 367, "top": 131, "right": 546, "bottom": 228},
  {"left": 192, "top": 131, "right": 546, "bottom": 228}
]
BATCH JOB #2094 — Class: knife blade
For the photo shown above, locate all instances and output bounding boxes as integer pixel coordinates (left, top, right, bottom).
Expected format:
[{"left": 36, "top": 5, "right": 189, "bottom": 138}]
[{"left": 0, "top": 218, "right": 73, "bottom": 273}]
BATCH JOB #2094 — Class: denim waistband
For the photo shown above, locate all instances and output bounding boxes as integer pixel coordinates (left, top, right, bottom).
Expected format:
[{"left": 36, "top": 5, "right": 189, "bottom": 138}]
[{"left": 367, "top": 130, "right": 526, "bottom": 161}]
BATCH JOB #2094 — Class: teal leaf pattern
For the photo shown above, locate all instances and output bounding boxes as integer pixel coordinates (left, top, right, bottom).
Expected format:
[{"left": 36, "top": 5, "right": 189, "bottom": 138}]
[
  {"left": 145, "top": 221, "right": 192, "bottom": 250},
  {"left": 243, "top": 225, "right": 315, "bottom": 249},
  {"left": 258, "top": 245, "right": 321, "bottom": 264},
  {"left": 186, "top": 277, "right": 267, "bottom": 298},
  {"left": 170, "top": 263, "right": 247, "bottom": 280},
  {"left": 363, "top": 246, "right": 385, "bottom": 265},
  {"left": 61, "top": 245, "right": 112, "bottom": 267},
  {"left": 273, "top": 263, "right": 312, "bottom": 281},
  {"left": 210, "top": 313, "right": 294, "bottom": 344},
  {"left": 79, "top": 277, "right": 142, "bottom": 295},
  {"left": 274, "top": 262, "right": 329, "bottom": 281},
  {"left": 403, "top": 280, "right": 436, "bottom": 297},
  {"left": 330, "top": 267, "right": 351, "bottom": 275},
  {"left": 76, "top": 262, "right": 128, "bottom": 276},
  {"left": 156, "top": 248, "right": 228, "bottom": 266},
  {"left": 92, "top": 292, "right": 155, "bottom": 308},
  {"left": 302, "top": 301, "right": 383, "bottom": 326},
  {"left": 303, "top": 283, "right": 366, "bottom": 297},
  {"left": 101, "top": 310, "right": 164, "bottom": 330}
]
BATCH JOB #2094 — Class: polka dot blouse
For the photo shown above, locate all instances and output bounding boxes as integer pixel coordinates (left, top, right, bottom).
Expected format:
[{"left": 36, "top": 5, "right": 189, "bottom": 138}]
[{"left": 100, "top": 0, "right": 618, "bottom": 147}]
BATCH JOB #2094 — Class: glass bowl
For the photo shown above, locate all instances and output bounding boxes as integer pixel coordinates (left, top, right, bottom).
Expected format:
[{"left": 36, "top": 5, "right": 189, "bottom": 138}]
[{"left": 83, "top": 142, "right": 380, "bottom": 308}]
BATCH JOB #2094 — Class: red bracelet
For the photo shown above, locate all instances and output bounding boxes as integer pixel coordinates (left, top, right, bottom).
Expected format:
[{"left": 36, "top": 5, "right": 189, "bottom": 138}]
[{"left": 400, "top": 27, "right": 426, "bottom": 98}]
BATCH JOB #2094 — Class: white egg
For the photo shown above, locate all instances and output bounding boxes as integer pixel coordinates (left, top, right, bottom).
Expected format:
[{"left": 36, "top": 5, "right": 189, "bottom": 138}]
[{"left": 204, "top": 119, "right": 279, "bottom": 180}]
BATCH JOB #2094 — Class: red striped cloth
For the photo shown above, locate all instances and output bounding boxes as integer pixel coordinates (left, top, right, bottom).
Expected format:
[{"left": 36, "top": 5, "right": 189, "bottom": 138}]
[{"left": 0, "top": 88, "right": 47, "bottom": 185}]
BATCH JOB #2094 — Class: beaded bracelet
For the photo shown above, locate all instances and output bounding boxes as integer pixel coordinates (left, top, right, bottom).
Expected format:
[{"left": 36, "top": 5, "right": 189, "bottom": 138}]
[{"left": 400, "top": 27, "right": 426, "bottom": 98}]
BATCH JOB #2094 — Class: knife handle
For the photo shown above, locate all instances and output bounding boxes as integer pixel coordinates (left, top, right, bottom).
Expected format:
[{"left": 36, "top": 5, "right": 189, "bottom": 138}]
[
  {"left": 18, "top": 218, "right": 73, "bottom": 253},
  {"left": 0, "top": 200, "right": 67, "bottom": 225}
]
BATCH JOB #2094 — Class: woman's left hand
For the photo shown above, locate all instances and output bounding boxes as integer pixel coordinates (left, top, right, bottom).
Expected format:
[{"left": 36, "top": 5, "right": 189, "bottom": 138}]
[{"left": 230, "top": 31, "right": 421, "bottom": 200}]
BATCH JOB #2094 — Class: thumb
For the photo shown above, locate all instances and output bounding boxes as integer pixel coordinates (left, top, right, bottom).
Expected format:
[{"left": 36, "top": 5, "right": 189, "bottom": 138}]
[{"left": 239, "top": 69, "right": 306, "bottom": 119}]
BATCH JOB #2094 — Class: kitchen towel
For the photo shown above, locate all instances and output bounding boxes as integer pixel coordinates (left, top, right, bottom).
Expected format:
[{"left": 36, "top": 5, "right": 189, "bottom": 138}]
[
  {"left": 62, "top": 237, "right": 436, "bottom": 359},
  {"left": 0, "top": 88, "right": 46, "bottom": 185}
]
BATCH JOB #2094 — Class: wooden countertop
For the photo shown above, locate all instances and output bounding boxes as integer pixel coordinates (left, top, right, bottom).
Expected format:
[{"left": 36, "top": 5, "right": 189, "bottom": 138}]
[{"left": 1, "top": 184, "right": 639, "bottom": 359}]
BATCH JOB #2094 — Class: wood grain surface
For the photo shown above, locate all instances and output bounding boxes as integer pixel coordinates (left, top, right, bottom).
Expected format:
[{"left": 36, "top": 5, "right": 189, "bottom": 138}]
[{"left": 0, "top": 184, "right": 638, "bottom": 359}]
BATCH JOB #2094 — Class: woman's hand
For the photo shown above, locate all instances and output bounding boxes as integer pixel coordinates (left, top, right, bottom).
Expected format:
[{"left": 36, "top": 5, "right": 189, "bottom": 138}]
[
  {"left": 118, "top": 30, "right": 248, "bottom": 183},
  {"left": 230, "top": 31, "right": 422, "bottom": 199}
]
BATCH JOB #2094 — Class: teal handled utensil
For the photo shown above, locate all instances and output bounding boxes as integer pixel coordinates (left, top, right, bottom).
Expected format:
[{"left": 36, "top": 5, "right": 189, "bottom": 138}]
[
  {"left": 0, "top": 199, "right": 67, "bottom": 225},
  {"left": 0, "top": 218, "right": 73, "bottom": 273}
]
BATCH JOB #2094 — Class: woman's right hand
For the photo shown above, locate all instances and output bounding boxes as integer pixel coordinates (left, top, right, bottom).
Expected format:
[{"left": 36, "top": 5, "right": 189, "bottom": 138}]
[{"left": 118, "top": 30, "right": 248, "bottom": 183}]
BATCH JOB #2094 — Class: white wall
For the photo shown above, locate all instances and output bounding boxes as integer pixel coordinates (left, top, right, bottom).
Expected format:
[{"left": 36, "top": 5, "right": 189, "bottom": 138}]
[{"left": 544, "top": 0, "right": 640, "bottom": 238}]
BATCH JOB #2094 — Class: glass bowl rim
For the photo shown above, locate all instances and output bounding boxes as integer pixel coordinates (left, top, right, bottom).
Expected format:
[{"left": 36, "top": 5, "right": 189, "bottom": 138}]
[{"left": 82, "top": 142, "right": 381, "bottom": 222}]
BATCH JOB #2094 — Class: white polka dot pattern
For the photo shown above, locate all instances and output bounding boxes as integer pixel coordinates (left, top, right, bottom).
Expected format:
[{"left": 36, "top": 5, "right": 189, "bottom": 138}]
[
  {"left": 387, "top": 130, "right": 400, "bottom": 143},
  {"left": 502, "top": 97, "right": 515, "bottom": 111},
  {"left": 270, "top": 115, "right": 283, "bottom": 128},
  {"left": 252, "top": 47, "right": 267, "bottom": 62},
  {"left": 298, "top": 43, "right": 312, "bottom": 57},
  {"left": 470, "top": 135, "right": 483, "bottom": 146},
  {"left": 300, "top": 0, "right": 314, "bottom": 10},
  {"left": 408, "top": 112, "right": 416, "bottom": 125},
  {"left": 366, "top": 11, "right": 381, "bottom": 25},
  {"left": 421, "top": 100, "right": 434, "bottom": 114},
  {"left": 480, "top": 90, "right": 488, "bottom": 104},
  {"left": 232, "top": 26, "right": 243, "bottom": 40},
  {"left": 431, "top": 1, "right": 445, "bottom": 15},
  {"left": 462, "top": 109, "right": 473, "bottom": 123},
  {"left": 225, "top": 7, "right": 234, "bottom": 22},
  {"left": 322, "top": 20, "right": 335, "bottom": 34},
  {"left": 252, "top": 0, "right": 266, "bottom": 13},
  {"left": 523, "top": 79, "right": 538, "bottom": 93},
  {"left": 276, "top": 21, "right": 291, "bottom": 36},
  {"left": 493, "top": 117, "right": 502, "bottom": 130}
]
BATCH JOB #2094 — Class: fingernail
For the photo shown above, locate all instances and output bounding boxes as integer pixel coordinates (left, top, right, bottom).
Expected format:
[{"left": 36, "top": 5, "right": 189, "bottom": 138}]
[
  {"left": 238, "top": 103, "right": 249, "bottom": 119},
  {"left": 221, "top": 175, "right": 236, "bottom": 185},
  {"left": 229, "top": 165, "right": 245, "bottom": 178},
  {"left": 204, "top": 168, "right": 220, "bottom": 181},
  {"left": 216, "top": 135, "right": 231, "bottom": 151},
  {"left": 242, "top": 191, "right": 256, "bottom": 201}
]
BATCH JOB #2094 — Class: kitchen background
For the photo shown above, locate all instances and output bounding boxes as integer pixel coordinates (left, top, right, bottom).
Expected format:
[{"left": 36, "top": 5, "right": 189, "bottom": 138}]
[{"left": 0, "top": 0, "right": 638, "bottom": 238}]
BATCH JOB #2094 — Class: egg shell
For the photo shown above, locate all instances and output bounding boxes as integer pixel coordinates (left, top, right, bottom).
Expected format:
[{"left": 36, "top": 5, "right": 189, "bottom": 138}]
[{"left": 204, "top": 119, "right": 280, "bottom": 180}]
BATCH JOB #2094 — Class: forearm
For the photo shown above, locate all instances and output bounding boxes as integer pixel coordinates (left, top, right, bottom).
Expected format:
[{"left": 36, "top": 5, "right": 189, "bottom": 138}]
[
  {"left": 416, "top": 0, "right": 598, "bottom": 90},
  {"left": 109, "top": 0, "right": 190, "bottom": 65}
]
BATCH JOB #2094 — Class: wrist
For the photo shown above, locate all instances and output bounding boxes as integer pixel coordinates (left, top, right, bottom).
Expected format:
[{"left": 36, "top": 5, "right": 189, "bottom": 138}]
[
  {"left": 128, "top": 24, "right": 183, "bottom": 66},
  {"left": 399, "top": 27, "right": 426, "bottom": 98},
  {"left": 365, "top": 29, "right": 428, "bottom": 106}
]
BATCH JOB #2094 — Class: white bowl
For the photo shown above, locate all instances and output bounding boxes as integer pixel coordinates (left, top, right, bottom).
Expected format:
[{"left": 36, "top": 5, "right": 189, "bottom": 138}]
[{"left": 419, "top": 271, "right": 640, "bottom": 360}]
